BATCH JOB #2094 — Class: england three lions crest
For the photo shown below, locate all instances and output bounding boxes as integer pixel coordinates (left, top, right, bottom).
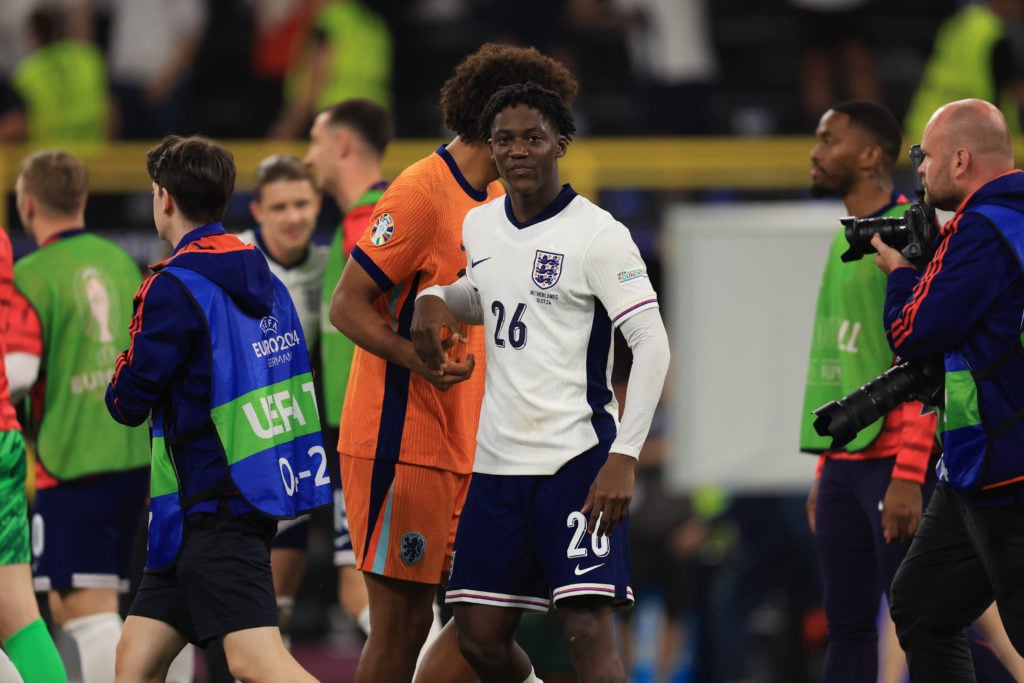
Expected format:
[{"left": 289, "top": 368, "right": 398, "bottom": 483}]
[{"left": 532, "top": 250, "right": 564, "bottom": 289}]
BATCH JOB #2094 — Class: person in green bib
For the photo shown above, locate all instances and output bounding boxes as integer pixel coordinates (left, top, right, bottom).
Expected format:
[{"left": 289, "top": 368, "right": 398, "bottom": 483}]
[
  {"left": 801, "top": 100, "right": 1024, "bottom": 683},
  {"left": 11, "top": 8, "right": 110, "bottom": 143},
  {"left": 800, "top": 100, "right": 941, "bottom": 683},
  {"left": 303, "top": 97, "right": 392, "bottom": 638},
  {"left": 269, "top": 0, "right": 392, "bottom": 139},
  {"left": 11, "top": 150, "right": 151, "bottom": 682}
]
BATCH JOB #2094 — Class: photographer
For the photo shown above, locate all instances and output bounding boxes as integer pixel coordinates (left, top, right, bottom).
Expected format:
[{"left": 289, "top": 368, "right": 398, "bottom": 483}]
[
  {"left": 800, "top": 100, "right": 940, "bottom": 682},
  {"left": 874, "top": 98, "right": 1024, "bottom": 681}
]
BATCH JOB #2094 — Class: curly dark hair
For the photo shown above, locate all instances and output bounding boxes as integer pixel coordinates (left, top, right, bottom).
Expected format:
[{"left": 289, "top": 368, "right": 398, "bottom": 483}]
[
  {"left": 478, "top": 82, "right": 577, "bottom": 142},
  {"left": 439, "top": 43, "right": 579, "bottom": 144}
]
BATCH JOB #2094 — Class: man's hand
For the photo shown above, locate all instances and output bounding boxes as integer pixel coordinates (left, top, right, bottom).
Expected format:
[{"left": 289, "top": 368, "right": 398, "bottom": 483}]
[
  {"left": 411, "top": 294, "right": 466, "bottom": 375},
  {"left": 872, "top": 233, "right": 916, "bottom": 275},
  {"left": 416, "top": 353, "right": 475, "bottom": 392},
  {"left": 881, "top": 478, "right": 923, "bottom": 543},
  {"left": 806, "top": 478, "right": 819, "bottom": 534},
  {"left": 580, "top": 453, "right": 636, "bottom": 537}
]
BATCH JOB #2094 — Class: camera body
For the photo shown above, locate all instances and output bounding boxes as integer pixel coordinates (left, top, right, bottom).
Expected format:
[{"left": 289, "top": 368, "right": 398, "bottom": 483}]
[
  {"left": 839, "top": 202, "right": 936, "bottom": 268},
  {"left": 836, "top": 144, "right": 939, "bottom": 269},
  {"left": 811, "top": 145, "right": 944, "bottom": 449}
]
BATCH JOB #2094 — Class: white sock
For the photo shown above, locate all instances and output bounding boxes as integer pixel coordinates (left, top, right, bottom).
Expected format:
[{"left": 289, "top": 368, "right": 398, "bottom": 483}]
[
  {"left": 0, "top": 649, "right": 25, "bottom": 683},
  {"left": 63, "top": 612, "right": 122, "bottom": 683},
  {"left": 165, "top": 643, "right": 195, "bottom": 683},
  {"left": 522, "top": 667, "right": 543, "bottom": 683},
  {"left": 356, "top": 605, "right": 371, "bottom": 636}
]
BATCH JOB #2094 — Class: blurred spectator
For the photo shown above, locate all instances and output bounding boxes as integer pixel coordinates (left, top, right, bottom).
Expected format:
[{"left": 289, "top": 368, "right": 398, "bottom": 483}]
[
  {"left": 0, "top": 82, "right": 24, "bottom": 141},
  {"left": 186, "top": 0, "right": 259, "bottom": 138},
  {"left": 607, "top": 0, "right": 720, "bottom": 134},
  {"left": 249, "top": 0, "right": 318, "bottom": 136},
  {"left": 103, "top": 0, "right": 206, "bottom": 139},
  {"left": 903, "top": 0, "right": 1024, "bottom": 141},
  {"left": 474, "top": 0, "right": 578, "bottom": 68},
  {"left": 0, "top": 0, "right": 90, "bottom": 75},
  {"left": 787, "top": 0, "right": 881, "bottom": 130},
  {"left": 9, "top": 7, "right": 111, "bottom": 143},
  {"left": 269, "top": 0, "right": 392, "bottom": 139}
]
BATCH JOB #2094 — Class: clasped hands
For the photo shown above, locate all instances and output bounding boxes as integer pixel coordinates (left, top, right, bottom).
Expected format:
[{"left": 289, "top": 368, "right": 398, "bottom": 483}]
[{"left": 409, "top": 294, "right": 475, "bottom": 391}]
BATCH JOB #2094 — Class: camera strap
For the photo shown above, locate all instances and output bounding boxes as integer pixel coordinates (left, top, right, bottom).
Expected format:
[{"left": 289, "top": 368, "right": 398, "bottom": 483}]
[
  {"left": 991, "top": 406, "right": 1024, "bottom": 438},
  {"left": 972, "top": 343, "right": 1024, "bottom": 438},
  {"left": 972, "top": 343, "right": 1022, "bottom": 382}
]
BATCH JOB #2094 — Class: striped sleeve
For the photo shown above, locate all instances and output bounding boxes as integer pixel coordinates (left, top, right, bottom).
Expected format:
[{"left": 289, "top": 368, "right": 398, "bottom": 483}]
[
  {"left": 885, "top": 214, "right": 1012, "bottom": 358},
  {"left": 106, "top": 272, "right": 202, "bottom": 426},
  {"left": 888, "top": 400, "right": 939, "bottom": 484},
  {"left": 586, "top": 222, "right": 659, "bottom": 325},
  {"left": 6, "top": 287, "right": 41, "bottom": 356}
]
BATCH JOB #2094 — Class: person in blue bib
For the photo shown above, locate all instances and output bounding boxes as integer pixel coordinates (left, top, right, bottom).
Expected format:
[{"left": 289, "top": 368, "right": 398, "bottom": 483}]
[
  {"left": 875, "top": 98, "right": 1024, "bottom": 682},
  {"left": 106, "top": 134, "right": 331, "bottom": 682}
]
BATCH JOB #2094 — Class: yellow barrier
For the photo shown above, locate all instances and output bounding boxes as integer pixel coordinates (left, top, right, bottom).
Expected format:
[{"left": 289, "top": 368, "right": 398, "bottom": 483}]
[{"left": 0, "top": 136, "right": 922, "bottom": 226}]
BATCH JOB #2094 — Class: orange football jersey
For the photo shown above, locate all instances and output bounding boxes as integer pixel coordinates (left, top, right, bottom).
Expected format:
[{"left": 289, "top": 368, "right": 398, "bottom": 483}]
[{"left": 339, "top": 147, "right": 504, "bottom": 474}]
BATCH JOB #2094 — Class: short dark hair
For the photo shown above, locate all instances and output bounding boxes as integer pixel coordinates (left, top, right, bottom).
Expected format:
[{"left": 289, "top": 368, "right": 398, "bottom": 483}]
[
  {"left": 479, "top": 82, "right": 577, "bottom": 141},
  {"left": 146, "top": 135, "right": 236, "bottom": 225},
  {"left": 440, "top": 43, "right": 579, "bottom": 144},
  {"left": 19, "top": 149, "right": 88, "bottom": 216},
  {"left": 830, "top": 100, "right": 903, "bottom": 170},
  {"left": 321, "top": 98, "right": 394, "bottom": 157},
  {"left": 253, "top": 154, "right": 315, "bottom": 201}
]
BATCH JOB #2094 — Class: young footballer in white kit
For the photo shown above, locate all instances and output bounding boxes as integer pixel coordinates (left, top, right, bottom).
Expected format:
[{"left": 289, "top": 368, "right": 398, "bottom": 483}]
[{"left": 412, "top": 81, "right": 670, "bottom": 683}]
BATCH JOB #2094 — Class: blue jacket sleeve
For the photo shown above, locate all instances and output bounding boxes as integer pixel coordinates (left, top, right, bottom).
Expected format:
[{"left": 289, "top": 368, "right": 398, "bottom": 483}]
[
  {"left": 883, "top": 215, "right": 1019, "bottom": 359},
  {"left": 106, "top": 272, "right": 203, "bottom": 426}
]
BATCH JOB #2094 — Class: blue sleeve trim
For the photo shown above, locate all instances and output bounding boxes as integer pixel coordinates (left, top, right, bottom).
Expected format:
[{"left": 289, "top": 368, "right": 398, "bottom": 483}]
[{"left": 351, "top": 246, "right": 395, "bottom": 293}]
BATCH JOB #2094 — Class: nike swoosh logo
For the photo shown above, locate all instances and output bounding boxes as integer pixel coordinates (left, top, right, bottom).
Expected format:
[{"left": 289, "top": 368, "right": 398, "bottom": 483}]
[
  {"left": 574, "top": 563, "right": 605, "bottom": 576},
  {"left": 471, "top": 257, "right": 492, "bottom": 268}
]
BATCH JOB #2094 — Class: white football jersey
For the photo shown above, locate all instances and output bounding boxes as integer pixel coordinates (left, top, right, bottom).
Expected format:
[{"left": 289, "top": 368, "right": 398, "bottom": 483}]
[
  {"left": 236, "top": 229, "right": 328, "bottom": 349},
  {"left": 463, "top": 187, "right": 659, "bottom": 475}
]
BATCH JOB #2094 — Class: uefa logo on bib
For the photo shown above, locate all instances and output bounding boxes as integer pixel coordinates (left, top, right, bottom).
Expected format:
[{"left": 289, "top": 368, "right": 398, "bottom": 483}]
[{"left": 260, "top": 315, "right": 279, "bottom": 336}]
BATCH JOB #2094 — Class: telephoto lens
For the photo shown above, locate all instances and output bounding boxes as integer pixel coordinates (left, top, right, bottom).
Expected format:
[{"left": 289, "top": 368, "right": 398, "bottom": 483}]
[{"left": 812, "top": 360, "right": 943, "bottom": 450}]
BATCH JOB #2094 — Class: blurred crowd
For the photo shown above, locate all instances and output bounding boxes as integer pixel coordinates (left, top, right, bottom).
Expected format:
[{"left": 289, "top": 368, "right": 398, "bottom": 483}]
[{"left": 2, "top": 0, "right": 1010, "bottom": 145}]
